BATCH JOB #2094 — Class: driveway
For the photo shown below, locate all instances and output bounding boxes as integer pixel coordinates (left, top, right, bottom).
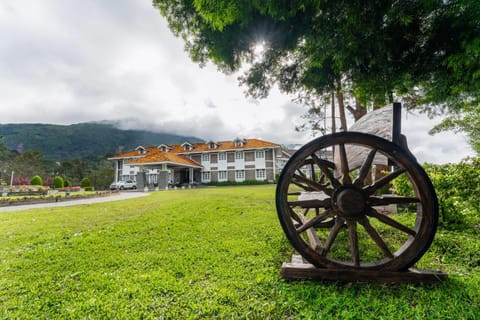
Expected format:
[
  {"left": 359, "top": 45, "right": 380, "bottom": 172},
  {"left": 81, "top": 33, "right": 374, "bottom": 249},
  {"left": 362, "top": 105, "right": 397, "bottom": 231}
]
[{"left": 0, "top": 192, "right": 150, "bottom": 212}]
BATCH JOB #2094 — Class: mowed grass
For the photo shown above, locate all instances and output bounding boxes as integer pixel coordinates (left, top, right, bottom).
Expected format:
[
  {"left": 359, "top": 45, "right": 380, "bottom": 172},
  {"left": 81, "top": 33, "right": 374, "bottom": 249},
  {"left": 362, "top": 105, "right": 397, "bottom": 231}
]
[{"left": 0, "top": 185, "right": 478, "bottom": 319}]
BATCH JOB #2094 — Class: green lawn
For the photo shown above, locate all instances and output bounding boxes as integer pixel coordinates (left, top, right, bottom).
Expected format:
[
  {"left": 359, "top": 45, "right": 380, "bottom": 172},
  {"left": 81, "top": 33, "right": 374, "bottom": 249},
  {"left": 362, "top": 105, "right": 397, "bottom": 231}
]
[{"left": 0, "top": 185, "right": 478, "bottom": 319}]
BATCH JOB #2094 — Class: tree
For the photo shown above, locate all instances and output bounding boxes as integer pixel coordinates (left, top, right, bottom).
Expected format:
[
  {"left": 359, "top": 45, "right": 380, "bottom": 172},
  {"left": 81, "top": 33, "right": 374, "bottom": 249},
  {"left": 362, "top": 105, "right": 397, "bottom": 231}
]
[
  {"left": 58, "top": 159, "right": 90, "bottom": 185},
  {"left": 54, "top": 176, "right": 64, "bottom": 189},
  {"left": 430, "top": 105, "right": 480, "bottom": 155},
  {"left": 30, "top": 175, "right": 43, "bottom": 186},
  {"left": 80, "top": 177, "right": 92, "bottom": 189},
  {"left": 154, "top": 0, "right": 480, "bottom": 133},
  {"left": 0, "top": 136, "right": 14, "bottom": 161}
]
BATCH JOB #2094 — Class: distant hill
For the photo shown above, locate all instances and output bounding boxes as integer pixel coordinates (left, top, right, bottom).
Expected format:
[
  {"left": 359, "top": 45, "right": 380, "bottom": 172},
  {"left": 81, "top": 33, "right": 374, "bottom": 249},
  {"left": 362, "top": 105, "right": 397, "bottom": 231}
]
[{"left": 0, "top": 122, "right": 203, "bottom": 161}]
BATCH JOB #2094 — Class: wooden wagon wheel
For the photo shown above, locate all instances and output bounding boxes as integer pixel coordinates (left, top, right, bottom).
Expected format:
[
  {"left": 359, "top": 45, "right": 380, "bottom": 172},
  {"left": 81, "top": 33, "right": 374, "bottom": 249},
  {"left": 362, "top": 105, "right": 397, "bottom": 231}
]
[{"left": 276, "top": 132, "right": 438, "bottom": 271}]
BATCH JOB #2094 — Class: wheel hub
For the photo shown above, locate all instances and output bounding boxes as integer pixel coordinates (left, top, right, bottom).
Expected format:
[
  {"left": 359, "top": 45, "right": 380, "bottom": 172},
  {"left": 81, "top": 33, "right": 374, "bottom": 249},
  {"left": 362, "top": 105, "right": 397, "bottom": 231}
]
[{"left": 333, "top": 186, "right": 366, "bottom": 218}]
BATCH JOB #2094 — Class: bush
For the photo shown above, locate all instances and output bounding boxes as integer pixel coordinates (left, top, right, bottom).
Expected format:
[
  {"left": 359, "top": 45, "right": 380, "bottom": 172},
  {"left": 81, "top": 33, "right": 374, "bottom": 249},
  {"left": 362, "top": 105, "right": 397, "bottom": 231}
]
[
  {"left": 30, "top": 175, "right": 43, "bottom": 186},
  {"left": 43, "top": 177, "right": 53, "bottom": 187},
  {"left": 80, "top": 177, "right": 92, "bottom": 188},
  {"left": 53, "top": 176, "right": 64, "bottom": 189},
  {"left": 205, "top": 180, "right": 269, "bottom": 186},
  {"left": 64, "top": 179, "right": 71, "bottom": 187},
  {"left": 391, "top": 157, "right": 480, "bottom": 229}
]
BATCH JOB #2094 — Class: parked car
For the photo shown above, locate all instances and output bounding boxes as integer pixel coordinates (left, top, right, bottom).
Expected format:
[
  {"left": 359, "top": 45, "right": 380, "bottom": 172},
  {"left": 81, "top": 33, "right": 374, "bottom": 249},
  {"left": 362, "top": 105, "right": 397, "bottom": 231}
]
[{"left": 110, "top": 180, "right": 137, "bottom": 190}]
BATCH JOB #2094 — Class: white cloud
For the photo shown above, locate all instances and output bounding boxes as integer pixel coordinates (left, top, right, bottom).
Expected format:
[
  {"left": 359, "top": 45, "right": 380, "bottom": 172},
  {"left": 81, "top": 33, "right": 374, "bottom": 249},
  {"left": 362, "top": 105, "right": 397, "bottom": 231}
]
[{"left": 0, "top": 0, "right": 474, "bottom": 163}]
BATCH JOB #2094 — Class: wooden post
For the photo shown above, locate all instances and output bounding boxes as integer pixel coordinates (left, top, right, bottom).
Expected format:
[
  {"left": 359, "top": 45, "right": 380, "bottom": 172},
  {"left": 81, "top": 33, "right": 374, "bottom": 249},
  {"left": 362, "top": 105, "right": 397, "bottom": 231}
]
[{"left": 392, "top": 102, "right": 402, "bottom": 146}]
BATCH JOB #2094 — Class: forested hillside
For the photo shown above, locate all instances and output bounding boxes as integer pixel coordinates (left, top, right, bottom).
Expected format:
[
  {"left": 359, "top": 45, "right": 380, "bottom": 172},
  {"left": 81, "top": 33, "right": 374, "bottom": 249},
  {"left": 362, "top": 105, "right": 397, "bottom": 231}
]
[{"left": 0, "top": 122, "right": 202, "bottom": 160}]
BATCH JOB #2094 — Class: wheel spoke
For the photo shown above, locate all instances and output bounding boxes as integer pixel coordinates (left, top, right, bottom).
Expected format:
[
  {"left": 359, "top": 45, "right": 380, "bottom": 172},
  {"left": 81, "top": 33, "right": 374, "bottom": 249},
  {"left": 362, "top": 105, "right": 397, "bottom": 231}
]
[
  {"left": 322, "top": 218, "right": 344, "bottom": 256},
  {"left": 293, "top": 174, "right": 333, "bottom": 195},
  {"left": 347, "top": 220, "right": 360, "bottom": 266},
  {"left": 291, "top": 179, "right": 315, "bottom": 192},
  {"left": 288, "top": 207, "right": 305, "bottom": 224},
  {"left": 354, "top": 149, "right": 376, "bottom": 186},
  {"left": 358, "top": 217, "right": 393, "bottom": 259},
  {"left": 339, "top": 143, "right": 352, "bottom": 184},
  {"left": 288, "top": 198, "right": 331, "bottom": 209},
  {"left": 296, "top": 210, "right": 333, "bottom": 233},
  {"left": 369, "top": 195, "right": 420, "bottom": 206},
  {"left": 364, "top": 168, "right": 406, "bottom": 194},
  {"left": 367, "top": 208, "right": 416, "bottom": 236},
  {"left": 297, "top": 211, "right": 324, "bottom": 252},
  {"left": 311, "top": 153, "right": 341, "bottom": 188}
]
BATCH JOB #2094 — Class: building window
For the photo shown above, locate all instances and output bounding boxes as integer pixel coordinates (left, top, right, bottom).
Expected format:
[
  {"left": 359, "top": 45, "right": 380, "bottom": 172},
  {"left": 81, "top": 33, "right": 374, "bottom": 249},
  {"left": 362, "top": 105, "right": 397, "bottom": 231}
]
[
  {"left": 255, "top": 150, "right": 265, "bottom": 158},
  {"left": 202, "top": 153, "right": 210, "bottom": 162},
  {"left": 182, "top": 142, "right": 193, "bottom": 151},
  {"left": 234, "top": 138, "right": 245, "bottom": 147},
  {"left": 235, "top": 151, "right": 244, "bottom": 160},
  {"left": 235, "top": 170, "right": 245, "bottom": 181},
  {"left": 218, "top": 171, "right": 227, "bottom": 181},
  {"left": 202, "top": 172, "right": 211, "bottom": 182},
  {"left": 256, "top": 169, "right": 266, "bottom": 180},
  {"left": 218, "top": 152, "right": 226, "bottom": 161}
]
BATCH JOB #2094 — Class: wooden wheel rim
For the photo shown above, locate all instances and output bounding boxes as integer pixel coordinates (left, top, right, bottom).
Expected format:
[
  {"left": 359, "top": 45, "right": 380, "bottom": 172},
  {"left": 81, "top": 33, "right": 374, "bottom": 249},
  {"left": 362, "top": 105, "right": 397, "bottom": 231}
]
[{"left": 276, "top": 132, "right": 438, "bottom": 271}]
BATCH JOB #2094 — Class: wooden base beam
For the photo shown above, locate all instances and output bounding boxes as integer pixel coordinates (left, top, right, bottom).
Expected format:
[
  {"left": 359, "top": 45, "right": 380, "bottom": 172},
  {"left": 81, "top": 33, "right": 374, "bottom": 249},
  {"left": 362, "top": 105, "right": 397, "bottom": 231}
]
[{"left": 281, "top": 255, "right": 447, "bottom": 284}]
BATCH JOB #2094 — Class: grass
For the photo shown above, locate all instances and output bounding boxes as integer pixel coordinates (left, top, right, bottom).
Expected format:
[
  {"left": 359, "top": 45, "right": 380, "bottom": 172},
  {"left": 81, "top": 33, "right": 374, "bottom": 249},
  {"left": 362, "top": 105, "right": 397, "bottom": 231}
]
[{"left": 0, "top": 185, "right": 478, "bottom": 319}]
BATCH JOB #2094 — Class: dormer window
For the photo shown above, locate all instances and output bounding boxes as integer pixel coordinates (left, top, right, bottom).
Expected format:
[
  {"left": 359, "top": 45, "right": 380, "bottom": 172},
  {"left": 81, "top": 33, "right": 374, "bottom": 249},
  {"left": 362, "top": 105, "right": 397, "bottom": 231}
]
[
  {"left": 206, "top": 141, "right": 219, "bottom": 149},
  {"left": 158, "top": 144, "right": 172, "bottom": 152},
  {"left": 135, "top": 146, "right": 147, "bottom": 154},
  {"left": 181, "top": 142, "right": 193, "bottom": 151},
  {"left": 233, "top": 138, "right": 246, "bottom": 147}
]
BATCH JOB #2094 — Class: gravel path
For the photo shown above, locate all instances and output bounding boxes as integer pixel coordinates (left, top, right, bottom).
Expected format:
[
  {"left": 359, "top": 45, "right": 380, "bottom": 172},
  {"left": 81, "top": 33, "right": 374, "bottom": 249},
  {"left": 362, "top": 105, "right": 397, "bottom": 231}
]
[{"left": 0, "top": 192, "right": 150, "bottom": 212}]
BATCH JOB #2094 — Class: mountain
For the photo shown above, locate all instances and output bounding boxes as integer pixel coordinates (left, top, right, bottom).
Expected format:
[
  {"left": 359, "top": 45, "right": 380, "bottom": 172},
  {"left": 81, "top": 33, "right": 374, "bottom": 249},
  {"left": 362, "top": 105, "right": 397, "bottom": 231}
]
[{"left": 0, "top": 122, "right": 203, "bottom": 161}]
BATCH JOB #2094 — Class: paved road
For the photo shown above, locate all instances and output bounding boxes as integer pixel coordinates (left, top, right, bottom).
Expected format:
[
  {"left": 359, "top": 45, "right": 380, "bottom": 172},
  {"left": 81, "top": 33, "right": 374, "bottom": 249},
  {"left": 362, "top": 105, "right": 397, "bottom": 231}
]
[{"left": 0, "top": 192, "right": 150, "bottom": 212}]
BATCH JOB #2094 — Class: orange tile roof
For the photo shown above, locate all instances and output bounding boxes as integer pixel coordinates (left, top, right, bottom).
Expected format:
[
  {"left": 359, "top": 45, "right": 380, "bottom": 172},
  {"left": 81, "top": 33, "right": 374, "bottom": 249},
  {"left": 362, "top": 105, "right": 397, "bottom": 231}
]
[
  {"left": 108, "top": 138, "right": 280, "bottom": 167},
  {"left": 172, "top": 138, "right": 280, "bottom": 153},
  {"left": 127, "top": 148, "right": 201, "bottom": 167}
]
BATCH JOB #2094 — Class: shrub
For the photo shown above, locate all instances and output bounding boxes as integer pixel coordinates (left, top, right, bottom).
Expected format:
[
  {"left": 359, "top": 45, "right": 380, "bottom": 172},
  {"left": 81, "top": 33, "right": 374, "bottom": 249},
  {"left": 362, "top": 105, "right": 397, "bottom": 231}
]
[
  {"left": 54, "top": 176, "right": 64, "bottom": 189},
  {"left": 80, "top": 177, "right": 92, "bottom": 188},
  {"left": 64, "top": 179, "right": 71, "bottom": 187},
  {"left": 205, "top": 180, "right": 270, "bottom": 186},
  {"left": 392, "top": 157, "right": 480, "bottom": 229},
  {"left": 13, "top": 177, "right": 30, "bottom": 186},
  {"left": 43, "top": 177, "right": 53, "bottom": 187},
  {"left": 30, "top": 175, "right": 43, "bottom": 186}
]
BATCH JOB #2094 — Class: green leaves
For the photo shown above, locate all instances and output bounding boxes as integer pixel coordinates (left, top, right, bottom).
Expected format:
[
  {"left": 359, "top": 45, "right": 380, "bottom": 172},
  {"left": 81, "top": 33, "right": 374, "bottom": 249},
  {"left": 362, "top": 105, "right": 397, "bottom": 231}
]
[{"left": 154, "top": 0, "right": 480, "bottom": 120}]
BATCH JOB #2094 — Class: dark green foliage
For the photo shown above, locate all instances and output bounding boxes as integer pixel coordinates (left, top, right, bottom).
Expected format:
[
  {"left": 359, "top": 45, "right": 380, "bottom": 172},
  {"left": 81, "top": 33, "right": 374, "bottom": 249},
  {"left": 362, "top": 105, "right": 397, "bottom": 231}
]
[
  {"left": 392, "top": 157, "right": 480, "bottom": 229},
  {"left": 30, "top": 175, "right": 43, "bottom": 186},
  {"left": 155, "top": 0, "right": 480, "bottom": 117},
  {"left": 80, "top": 177, "right": 92, "bottom": 188},
  {"left": 90, "top": 166, "right": 115, "bottom": 190},
  {"left": 64, "top": 179, "right": 71, "bottom": 187},
  {"left": 53, "top": 176, "right": 64, "bottom": 189},
  {"left": 0, "top": 136, "right": 14, "bottom": 161},
  {"left": 0, "top": 122, "right": 202, "bottom": 161}
]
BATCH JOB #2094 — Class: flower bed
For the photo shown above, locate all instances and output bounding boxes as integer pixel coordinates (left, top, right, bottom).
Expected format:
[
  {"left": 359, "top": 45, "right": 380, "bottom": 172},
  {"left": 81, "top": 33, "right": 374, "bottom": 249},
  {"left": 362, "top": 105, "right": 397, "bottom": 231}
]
[{"left": 0, "top": 190, "right": 115, "bottom": 207}]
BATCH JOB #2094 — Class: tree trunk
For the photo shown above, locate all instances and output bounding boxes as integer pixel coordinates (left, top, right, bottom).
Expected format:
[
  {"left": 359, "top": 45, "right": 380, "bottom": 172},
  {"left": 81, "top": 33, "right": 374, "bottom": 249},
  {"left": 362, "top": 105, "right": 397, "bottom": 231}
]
[
  {"left": 336, "top": 89, "right": 348, "bottom": 131},
  {"left": 331, "top": 91, "right": 336, "bottom": 134},
  {"left": 346, "top": 97, "right": 367, "bottom": 121}
]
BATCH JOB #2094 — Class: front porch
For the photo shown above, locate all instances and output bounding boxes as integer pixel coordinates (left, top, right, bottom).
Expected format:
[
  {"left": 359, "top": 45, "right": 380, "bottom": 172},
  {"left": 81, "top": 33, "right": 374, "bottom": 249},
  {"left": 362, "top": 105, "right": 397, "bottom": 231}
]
[{"left": 136, "top": 163, "right": 202, "bottom": 191}]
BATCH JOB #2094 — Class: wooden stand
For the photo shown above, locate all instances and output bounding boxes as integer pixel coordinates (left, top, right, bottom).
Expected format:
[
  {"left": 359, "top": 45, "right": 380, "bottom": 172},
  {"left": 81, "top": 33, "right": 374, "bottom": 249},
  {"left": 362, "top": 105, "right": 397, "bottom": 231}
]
[{"left": 281, "top": 255, "right": 447, "bottom": 284}]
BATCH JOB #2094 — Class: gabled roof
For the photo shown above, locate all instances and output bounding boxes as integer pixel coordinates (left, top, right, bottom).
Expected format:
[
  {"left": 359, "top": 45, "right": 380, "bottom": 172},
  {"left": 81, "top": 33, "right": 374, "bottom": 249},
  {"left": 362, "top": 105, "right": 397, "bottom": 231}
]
[
  {"left": 173, "top": 138, "right": 280, "bottom": 154},
  {"left": 127, "top": 148, "right": 201, "bottom": 168},
  {"left": 108, "top": 138, "right": 280, "bottom": 166}
]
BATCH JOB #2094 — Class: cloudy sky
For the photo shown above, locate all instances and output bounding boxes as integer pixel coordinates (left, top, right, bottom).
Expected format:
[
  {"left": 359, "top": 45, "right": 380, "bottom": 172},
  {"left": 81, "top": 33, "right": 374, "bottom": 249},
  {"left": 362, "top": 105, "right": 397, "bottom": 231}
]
[{"left": 0, "top": 0, "right": 474, "bottom": 164}]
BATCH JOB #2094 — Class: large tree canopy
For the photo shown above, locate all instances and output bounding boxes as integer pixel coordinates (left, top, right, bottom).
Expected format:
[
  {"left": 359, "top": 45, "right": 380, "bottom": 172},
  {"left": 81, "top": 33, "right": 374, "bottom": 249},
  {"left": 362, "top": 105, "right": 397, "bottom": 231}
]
[{"left": 154, "top": 0, "right": 480, "bottom": 118}]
